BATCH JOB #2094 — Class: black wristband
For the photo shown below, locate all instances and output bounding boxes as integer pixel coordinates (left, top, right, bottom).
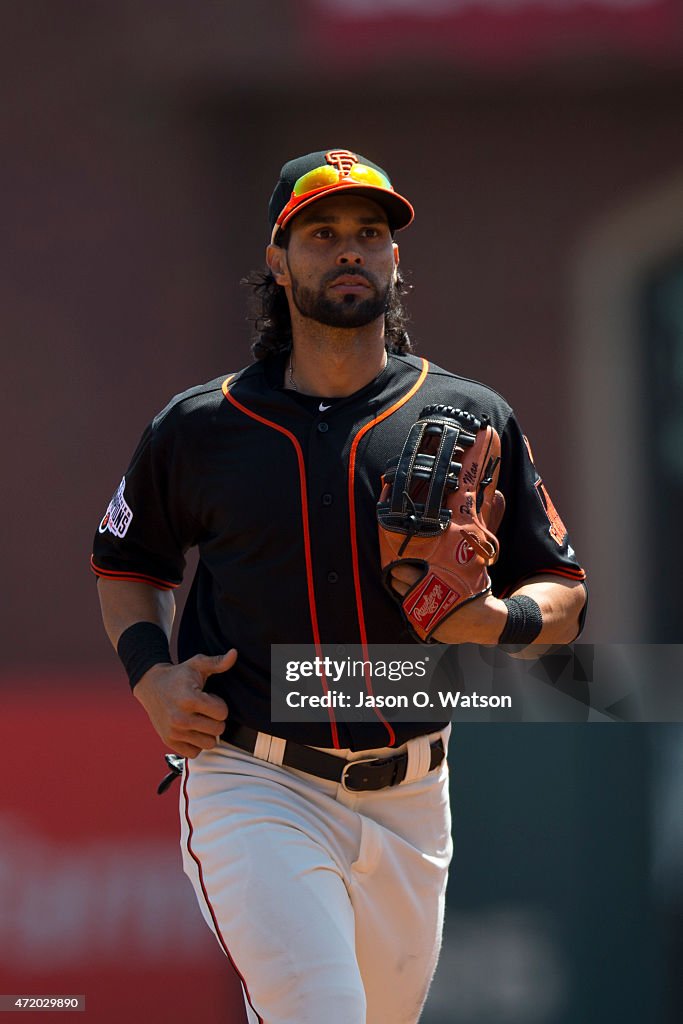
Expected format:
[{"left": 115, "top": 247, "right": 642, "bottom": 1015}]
[
  {"left": 499, "top": 595, "right": 543, "bottom": 646},
  {"left": 117, "top": 621, "right": 172, "bottom": 691}
]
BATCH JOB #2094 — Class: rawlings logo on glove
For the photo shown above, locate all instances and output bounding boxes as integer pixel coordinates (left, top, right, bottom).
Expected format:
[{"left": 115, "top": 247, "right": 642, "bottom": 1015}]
[{"left": 377, "top": 405, "right": 505, "bottom": 643}]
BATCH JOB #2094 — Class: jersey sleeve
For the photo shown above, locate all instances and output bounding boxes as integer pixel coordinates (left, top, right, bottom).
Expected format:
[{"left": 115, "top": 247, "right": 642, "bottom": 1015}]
[
  {"left": 91, "top": 410, "right": 197, "bottom": 590},
  {"left": 489, "top": 411, "right": 586, "bottom": 597}
]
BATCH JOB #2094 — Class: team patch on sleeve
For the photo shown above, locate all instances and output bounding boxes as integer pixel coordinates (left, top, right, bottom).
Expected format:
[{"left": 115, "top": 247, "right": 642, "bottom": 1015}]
[
  {"left": 98, "top": 476, "right": 133, "bottom": 538},
  {"left": 534, "top": 478, "right": 567, "bottom": 546},
  {"left": 522, "top": 436, "right": 567, "bottom": 547}
]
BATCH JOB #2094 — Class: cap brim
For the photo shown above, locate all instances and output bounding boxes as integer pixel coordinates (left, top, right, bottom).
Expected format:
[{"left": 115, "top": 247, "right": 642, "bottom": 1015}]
[{"left": 272, "top": 182, "right": 414, "bottom": 243}]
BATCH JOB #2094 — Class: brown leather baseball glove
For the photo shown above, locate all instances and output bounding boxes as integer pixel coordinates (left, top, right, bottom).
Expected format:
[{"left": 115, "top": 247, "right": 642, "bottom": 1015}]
[{"left": 377, "top": 405, "right": 505, "bottom": 643}]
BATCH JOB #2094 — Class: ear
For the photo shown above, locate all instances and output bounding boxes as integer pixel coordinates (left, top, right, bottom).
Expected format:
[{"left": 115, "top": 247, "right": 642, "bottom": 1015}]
[{"left": 266, "top": 244, "right": 290, "bottom": 286}]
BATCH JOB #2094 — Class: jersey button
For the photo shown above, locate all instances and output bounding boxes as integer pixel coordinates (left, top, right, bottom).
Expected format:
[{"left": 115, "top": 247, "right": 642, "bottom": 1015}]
[
  {"left": 322, "top": 493, "right": 333, "bottom": 506},
  {"left": 317, "top": 422, "right": 329, "bottom": 433},
  {"left": 327, "top": 571, "right": 339, "bottom": 584}
]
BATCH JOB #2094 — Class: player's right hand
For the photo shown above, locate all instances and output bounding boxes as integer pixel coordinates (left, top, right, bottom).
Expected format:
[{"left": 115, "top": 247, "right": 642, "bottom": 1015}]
[{"left": 133, "top": 650, "right": 236, "bottom": 758}]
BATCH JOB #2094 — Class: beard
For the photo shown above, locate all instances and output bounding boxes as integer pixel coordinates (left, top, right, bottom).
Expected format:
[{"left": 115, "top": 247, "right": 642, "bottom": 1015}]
[{"left": 290, "top": 267, "right": 392, "bottom": 329}]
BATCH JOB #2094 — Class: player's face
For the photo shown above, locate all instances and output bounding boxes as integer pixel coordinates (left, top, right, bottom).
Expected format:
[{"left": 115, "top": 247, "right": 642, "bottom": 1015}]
[{"left": 269, "top": 195, "right": 400, "bottom": 330}]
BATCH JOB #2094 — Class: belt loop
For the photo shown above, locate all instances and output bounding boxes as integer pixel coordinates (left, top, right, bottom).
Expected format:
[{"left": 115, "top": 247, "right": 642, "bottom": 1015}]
[
  {"left": 403, "top": 734, "right": 432, "bottom": 784},
  {"left": 267, "top": 736, "right": 286, "bottom": 767},
  {"left": 253, "top": 731, "right": 273, "bottom": 762}
]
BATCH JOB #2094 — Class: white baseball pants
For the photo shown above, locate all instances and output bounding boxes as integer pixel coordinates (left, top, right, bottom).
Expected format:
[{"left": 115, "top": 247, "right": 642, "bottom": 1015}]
[{"left": 180, "top": 728, "right": 453, "bottom": 1024}]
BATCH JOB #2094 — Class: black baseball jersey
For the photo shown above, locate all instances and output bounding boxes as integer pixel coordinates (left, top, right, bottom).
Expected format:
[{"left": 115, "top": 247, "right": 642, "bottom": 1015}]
[{"left": 92, "top": 352, "right": 586, "bottom": 749}]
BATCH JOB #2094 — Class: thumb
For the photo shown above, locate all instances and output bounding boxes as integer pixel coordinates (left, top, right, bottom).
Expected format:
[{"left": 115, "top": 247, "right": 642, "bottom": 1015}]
[{"left": 190, "top": 649, "right": 238, "bottom": 685}]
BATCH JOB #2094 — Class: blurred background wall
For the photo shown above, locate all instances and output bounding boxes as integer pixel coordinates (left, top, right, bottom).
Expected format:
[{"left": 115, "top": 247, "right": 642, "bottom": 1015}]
[{"left": 2, "top": 1, "right": 682, "bottom": 1021}]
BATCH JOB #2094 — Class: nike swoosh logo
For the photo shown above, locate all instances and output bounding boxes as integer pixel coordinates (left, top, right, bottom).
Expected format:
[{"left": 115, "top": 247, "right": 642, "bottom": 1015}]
[{"left": 319, "top": 402, "right": 332, "bottom": 412}]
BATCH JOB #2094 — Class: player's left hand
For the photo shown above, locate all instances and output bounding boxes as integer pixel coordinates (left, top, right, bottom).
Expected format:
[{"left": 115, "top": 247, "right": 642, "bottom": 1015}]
[{"left": 389, "top": 565, "right": 507, "bottom": 644}]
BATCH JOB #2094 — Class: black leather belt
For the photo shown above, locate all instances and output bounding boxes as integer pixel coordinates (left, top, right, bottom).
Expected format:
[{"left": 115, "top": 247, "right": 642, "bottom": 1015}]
[{"left": 221, "top": 720, "right": 445, "bottom": 793}]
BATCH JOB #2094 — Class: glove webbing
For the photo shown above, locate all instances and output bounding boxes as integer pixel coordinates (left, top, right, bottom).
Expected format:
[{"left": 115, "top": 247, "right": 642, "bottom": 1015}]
[{"left": 390, "top": 418, "right": 472, "bottom": 527}]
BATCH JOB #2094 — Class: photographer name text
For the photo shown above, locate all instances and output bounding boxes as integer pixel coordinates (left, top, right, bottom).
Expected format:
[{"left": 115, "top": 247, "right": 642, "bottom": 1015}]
[{"left": 285, "top": 690, "right": 512, "bottom": 710}]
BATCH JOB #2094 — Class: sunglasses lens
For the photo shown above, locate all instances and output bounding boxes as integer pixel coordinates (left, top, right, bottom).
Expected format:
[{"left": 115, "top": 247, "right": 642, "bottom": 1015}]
[
  {"left": 293, "top": 166, "right": 339, "bottom": 196},
  {"left": 348, "top": 165, "right": 392, "bottom": 189}
]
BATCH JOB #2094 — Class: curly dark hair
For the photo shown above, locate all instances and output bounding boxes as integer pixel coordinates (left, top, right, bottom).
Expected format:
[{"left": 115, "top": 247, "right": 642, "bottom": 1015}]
[{"left": 242, "top": 266, "right": 414, "bottom": 360}]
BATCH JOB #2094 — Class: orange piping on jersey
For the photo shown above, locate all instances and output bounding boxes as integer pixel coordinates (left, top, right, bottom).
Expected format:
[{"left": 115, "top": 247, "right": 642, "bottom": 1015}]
[
  {"left": 537, "top": 566, "right": 586, "bottom": 580},
  {"left": 499, "top": 566, "right": 587, "bottom": 599},
  {"left": 182, "top": 766, "right": 264, "bottom": 1024},
  {"left": 347, "top": 357, "right": 430, "bottom": 747},
  {"left": 90, "top": 556, "right": 179, "bottom": 591},
  {"left": 223, "top": 381, "right": 340, "bottom": 748}
]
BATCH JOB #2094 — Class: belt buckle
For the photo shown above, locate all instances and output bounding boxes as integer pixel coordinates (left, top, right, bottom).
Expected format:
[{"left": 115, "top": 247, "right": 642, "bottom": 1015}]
[
  {"left": 340, "top": 756, "right": 380, "bottom": 793},
  {"left": 341, "top": 754, "right": 404, "bottom": 793}
]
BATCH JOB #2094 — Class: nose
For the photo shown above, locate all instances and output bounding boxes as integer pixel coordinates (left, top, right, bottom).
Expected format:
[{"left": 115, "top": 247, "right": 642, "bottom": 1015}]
[{"left": 336, "top": 247, "right": 363, "bottom": 266}]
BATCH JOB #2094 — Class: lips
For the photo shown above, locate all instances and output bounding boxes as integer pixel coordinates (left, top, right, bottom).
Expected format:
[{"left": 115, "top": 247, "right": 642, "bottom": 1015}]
[{"left": 328, "top": 274, "right": 371, "bottom": 291}]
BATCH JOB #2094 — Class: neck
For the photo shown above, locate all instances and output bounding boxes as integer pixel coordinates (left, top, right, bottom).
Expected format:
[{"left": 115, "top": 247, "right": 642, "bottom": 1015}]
[{"left": 286, "top": 319, "right": 388, "bottom": 397}]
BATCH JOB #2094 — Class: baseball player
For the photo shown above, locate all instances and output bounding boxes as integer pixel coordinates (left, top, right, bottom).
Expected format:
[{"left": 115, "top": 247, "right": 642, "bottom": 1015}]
[{"left": 92, "top": 148, "right": 587, "bottom": 1024}]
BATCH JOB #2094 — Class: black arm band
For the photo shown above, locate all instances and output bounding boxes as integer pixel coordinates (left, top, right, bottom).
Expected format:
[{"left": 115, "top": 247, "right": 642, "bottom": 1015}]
[
  {"left": 498, "top": 595, "right": 543, "bottom": 646},
  {"left": 117, "top": 621, "right": 172, "bottom": 691}
]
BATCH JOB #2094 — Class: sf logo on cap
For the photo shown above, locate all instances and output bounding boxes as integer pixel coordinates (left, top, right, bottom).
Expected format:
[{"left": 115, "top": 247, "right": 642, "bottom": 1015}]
[{"left": 325, "top": 150, "right": 359, "bottom": 178}]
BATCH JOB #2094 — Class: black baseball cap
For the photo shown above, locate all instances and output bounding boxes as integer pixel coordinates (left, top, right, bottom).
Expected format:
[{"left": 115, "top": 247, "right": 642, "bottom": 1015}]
[{"left": 268, "top": 148, "right": 414, "bottom": 243}]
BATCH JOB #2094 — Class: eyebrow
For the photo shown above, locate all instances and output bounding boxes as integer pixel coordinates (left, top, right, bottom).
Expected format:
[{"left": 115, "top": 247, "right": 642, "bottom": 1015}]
[{"left": 298, "top": 212, "right": 387, "bottom": 226}]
